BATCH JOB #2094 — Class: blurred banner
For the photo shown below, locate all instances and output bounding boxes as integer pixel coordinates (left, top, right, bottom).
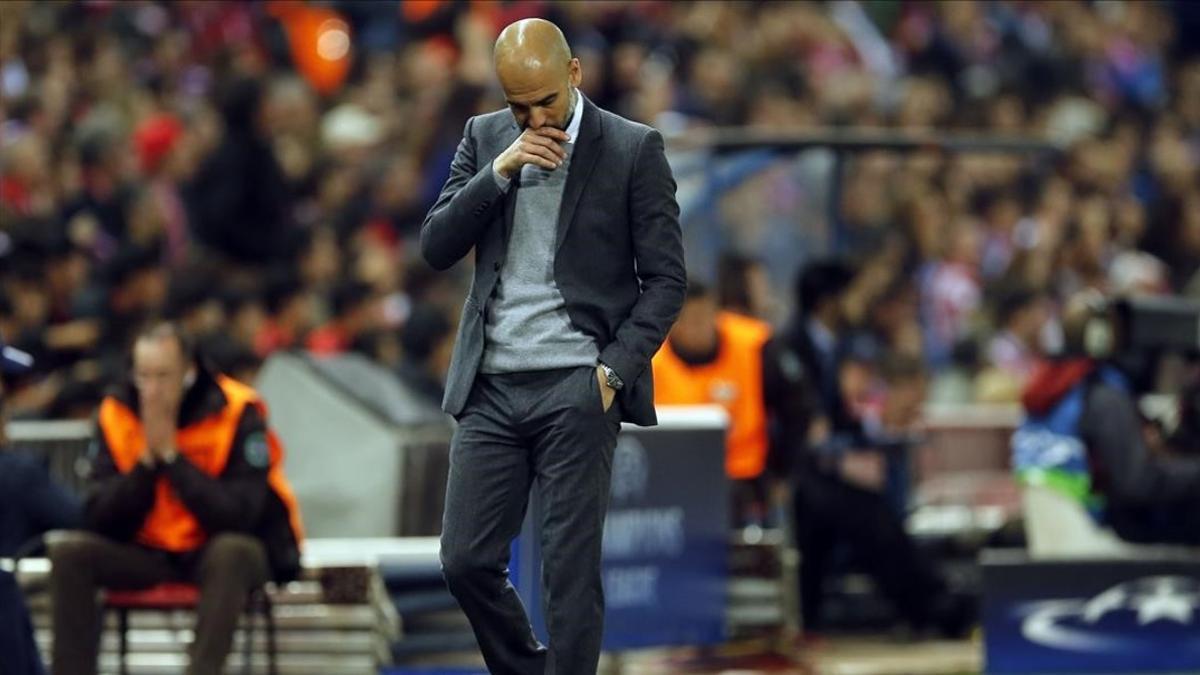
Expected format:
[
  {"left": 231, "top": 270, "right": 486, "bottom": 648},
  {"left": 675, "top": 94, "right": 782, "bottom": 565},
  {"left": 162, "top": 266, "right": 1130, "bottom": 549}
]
[
  {"left": 514, "top": 407, "right": 730, "bottom": 650},
  {"left": 982, "top": 550, "right": 1200, "bottom": 674}
]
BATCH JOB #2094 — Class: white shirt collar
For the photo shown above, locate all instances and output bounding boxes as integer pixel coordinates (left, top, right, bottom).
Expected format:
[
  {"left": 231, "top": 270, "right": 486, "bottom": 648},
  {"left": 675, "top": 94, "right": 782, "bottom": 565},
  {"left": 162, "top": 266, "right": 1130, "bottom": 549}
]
[{"left": 564, "top": 88, "right": 583, "bottom": 142}]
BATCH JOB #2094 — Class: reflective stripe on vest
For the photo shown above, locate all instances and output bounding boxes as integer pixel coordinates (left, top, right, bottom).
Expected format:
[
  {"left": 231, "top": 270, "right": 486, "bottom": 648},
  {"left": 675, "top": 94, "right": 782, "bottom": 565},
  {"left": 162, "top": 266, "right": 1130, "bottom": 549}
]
[{"left": 652, "top": 311, "right": 772, "bottom": 480}]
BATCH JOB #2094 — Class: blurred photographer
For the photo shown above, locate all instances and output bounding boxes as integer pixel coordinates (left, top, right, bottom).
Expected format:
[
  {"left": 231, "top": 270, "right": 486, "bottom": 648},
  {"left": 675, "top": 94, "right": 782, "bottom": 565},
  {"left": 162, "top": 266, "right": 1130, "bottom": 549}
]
[{"left": 1016, "top": 292, "right": 1200, "bottom": 546}]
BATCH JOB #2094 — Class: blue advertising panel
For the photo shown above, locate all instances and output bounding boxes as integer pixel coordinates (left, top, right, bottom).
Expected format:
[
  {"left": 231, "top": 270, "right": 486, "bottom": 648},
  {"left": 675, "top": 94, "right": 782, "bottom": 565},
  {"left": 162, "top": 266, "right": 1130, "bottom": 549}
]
[
  {"left": 513, "top": 406, "right": 729, "bottom": 650},
  {"left": 982, "top": 550, "right": 1200, "bottom": 674}
]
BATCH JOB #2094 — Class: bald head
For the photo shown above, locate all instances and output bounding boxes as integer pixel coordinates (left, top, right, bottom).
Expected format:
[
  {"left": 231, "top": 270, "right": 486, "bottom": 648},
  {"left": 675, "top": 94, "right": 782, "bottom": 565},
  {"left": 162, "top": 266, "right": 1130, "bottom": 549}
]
[
  {"left": 494, "top": 19, "right": 572, "bottom": 74},
  {"left": 493, "top": 19, "right": 581, "bottom": 131}
]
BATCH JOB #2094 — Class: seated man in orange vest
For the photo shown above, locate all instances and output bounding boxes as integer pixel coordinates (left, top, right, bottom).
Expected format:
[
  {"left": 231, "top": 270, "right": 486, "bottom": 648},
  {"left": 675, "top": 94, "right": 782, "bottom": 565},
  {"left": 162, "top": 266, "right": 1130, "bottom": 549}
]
[
  {"left": 48, "top": 322, "right": 303, "bottom": 675},
  {"left": 652, "top": 282, "right": 813, "bottom": 525}
]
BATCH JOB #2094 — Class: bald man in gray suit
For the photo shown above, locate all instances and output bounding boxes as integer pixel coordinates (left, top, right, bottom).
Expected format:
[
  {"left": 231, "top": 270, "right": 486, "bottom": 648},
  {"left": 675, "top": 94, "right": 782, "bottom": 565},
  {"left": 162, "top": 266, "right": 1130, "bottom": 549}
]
[{"left": 420, "top": 18, "right": 686, "bottom": 675}]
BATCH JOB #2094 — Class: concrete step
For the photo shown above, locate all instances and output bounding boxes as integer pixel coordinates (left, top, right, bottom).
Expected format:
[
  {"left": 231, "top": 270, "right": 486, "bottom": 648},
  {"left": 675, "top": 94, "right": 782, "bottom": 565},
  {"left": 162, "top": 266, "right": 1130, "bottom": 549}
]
[
  {"left": 35, "top": 628, "right": 377, "bottom": 655},
  {"left": 30, "top": 602, "right": 380, "bottom": 632},
  {"left": 729, "top": 576, "right": 785, "bottom": 600},
  {"left": 88, "top": 651, "right": 376, "bottom": 675}
]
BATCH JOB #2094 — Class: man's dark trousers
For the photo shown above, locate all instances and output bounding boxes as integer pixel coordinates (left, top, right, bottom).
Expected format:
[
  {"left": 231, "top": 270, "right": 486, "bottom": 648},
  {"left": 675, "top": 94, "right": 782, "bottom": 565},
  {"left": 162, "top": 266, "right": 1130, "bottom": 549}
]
[
  {"left": 48, "top": 531, "right": 269, "bottom": 675},
  {"left": 440, "top": 365, "right": 621, "bottom": 675}
]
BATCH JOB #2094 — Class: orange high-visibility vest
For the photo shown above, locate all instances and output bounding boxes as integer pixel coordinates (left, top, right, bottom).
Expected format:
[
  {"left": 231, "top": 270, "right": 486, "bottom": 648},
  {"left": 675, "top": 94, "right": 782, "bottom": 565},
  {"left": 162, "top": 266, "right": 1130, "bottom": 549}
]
[
  {"left": 652, "top": 312, "right": 772, "bottom": 480},
  {"left": 98, "top": 376, "right": 304, "bottom": 553}
]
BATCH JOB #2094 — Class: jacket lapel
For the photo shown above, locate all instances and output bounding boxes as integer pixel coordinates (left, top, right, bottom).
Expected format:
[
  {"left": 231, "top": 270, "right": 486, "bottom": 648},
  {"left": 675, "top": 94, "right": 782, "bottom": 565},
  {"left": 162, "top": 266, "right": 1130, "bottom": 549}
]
[
  {"left": 499, "top": 121, "right": 521, "bottom": 241},
  {"left": 555, "top": 95, "right": 603, "bottom": 252}
]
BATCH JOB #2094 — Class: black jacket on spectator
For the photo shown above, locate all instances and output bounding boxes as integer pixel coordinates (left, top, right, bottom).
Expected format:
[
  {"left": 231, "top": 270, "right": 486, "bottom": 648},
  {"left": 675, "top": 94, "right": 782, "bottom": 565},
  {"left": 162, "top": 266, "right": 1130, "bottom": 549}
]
[
  {"left": 187, "top": 136, "right": 294, "bottom": 264},
  {"left": 186, "top": 79, "right": 295, "bottom": 265},
  {"left": 781, "top": 319, "right": 861, "bottom": 439}
]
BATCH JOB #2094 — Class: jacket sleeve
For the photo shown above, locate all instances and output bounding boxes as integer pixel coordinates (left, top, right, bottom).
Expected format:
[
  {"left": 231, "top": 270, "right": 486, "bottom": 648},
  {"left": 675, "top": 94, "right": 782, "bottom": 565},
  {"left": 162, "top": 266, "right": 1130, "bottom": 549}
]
[
  {"left": 1082, "top": 383, "right": 1200, "bottom": 505},
  {"left": 162, "top": 406, "right": 270, "bottom": 535},
  {"left": 763, "top": 337, "right": 817, "bottom": 480},
  {"left": 597, "top": 129, "right": 688, "bottom": 386},
  {"left": 83, "top": 423, "right": 157, "bottom": 541},
  {"left": 419, "top": 116, "right": 508, "bottom": 271}
]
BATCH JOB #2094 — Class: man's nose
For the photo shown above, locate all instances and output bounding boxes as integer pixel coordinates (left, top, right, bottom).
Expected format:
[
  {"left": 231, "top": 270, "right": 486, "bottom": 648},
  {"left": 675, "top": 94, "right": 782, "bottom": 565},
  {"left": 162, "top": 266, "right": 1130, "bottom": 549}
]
[{"left": 528, "top": 109, "right": 546, "bottom": 129}]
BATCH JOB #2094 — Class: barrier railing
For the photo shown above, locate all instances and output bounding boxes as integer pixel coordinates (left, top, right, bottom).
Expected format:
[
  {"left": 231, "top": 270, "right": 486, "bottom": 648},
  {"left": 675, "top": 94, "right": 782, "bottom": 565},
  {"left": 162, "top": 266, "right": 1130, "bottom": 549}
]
[{"left": 8, "top": 419, "right": 93, "bottom": 496}]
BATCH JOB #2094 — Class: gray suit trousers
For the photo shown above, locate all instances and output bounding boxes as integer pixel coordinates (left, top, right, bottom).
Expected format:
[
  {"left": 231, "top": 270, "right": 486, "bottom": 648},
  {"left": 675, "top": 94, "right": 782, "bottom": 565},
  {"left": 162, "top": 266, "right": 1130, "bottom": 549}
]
[{"left": 440, "top": 366, "right": 620, "bottom": 675}]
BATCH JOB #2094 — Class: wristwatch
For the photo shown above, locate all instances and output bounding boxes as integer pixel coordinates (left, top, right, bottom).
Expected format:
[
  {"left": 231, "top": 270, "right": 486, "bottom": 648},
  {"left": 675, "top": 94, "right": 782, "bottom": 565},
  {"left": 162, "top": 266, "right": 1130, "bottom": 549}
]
[{"left": 599, "top": 362, "right": 624, "bottom": 391}]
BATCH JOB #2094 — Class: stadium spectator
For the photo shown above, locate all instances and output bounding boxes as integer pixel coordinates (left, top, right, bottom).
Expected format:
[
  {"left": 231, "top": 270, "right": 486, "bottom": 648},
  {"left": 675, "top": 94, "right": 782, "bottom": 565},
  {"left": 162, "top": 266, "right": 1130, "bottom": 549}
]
[
  {"left": 222, "top": 287, "right": 269, "bottom": 353},
  {"left": 186, "top": 76, "right": 298, "bottom": 267},
  {"left": 653, "top": 282, "right": 812, "bottom": 526},
  {"left": 63, "top": 129, "right": 136, "bottom": 252},
  {"left": 782, "top": 260, "right": 858, "bottom": 437},
  {"left": 975, "top": 285, "right": 1051, "bottom": 403},
  {"left": 98, "top": 245, "right": 170, "bottom": 362},
  {"left": 986, "top": 287, "right": 1049, "bottom": 379},
  {"left": 792, "top": 350, "right": 973, "bottom": 638},
  {"left": 132, "top": 113, "right": 194, "bottom": 266},
  {"left": 165, "top": 269, "right": 227, "bottom": 341},
  {"left": 395, "top": 302, "right": 454, "bottom": 407},
  {"left": 306, "top": 279, "right": 380, "bottom": 356},
  {"left": 255, "top": 271, "right": 315, "bottom": 358},
  {"left": 919, "top": 217, "right": 983, "bottom": 369},
  {"left": 47, "top": 322, "right": 303, "bottom": 675},
  {"left": 716, "top": 253, "right": 778, "bottom": 323}
]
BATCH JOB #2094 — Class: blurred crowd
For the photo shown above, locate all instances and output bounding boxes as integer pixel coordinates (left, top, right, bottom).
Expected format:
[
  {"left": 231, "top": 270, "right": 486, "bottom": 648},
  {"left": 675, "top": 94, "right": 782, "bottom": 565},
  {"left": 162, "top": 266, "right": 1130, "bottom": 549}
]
[{"left": 2, "top": 0, "right": 1199, "bottom": 421}]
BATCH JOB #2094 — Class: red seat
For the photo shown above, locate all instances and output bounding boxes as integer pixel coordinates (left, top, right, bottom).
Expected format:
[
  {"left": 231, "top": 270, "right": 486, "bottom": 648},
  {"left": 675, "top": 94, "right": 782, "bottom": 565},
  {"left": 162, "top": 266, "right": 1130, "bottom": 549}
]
[
  {"left": 105, "top": 582, "right": 200, "bottom": 608},
  {"left": 103, "top": 582, "right": 276, "bottom": 675}
]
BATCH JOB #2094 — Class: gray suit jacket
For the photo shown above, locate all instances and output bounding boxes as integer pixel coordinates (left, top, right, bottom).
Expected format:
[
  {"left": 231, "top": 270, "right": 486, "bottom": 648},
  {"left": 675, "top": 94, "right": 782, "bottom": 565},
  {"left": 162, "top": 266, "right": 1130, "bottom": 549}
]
[{"left": 420, "top": 96, "right": 686, "bottom": 426}]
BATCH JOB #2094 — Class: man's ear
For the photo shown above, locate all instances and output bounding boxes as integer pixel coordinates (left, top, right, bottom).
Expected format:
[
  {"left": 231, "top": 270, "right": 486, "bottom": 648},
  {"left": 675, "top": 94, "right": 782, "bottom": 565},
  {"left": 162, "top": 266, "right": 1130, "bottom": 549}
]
[
  {"left": 569, "top": 58, "right": 582, "bottom": 88},
  {"left": 184, "top": 368, "right": 197, "bottom": 389}
]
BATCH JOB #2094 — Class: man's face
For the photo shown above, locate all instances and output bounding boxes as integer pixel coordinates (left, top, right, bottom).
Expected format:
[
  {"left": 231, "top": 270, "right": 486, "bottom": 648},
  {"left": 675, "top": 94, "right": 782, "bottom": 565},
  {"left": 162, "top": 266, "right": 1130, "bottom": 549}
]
[
  {"left": 132, "top": 336, "right": 192, "bottom": 408},
  {"left": 670, "top": 296, "right": 719, "bottom": 355},
  {"left": 497, "top": 57, "right": 582, "bottom": 131}
]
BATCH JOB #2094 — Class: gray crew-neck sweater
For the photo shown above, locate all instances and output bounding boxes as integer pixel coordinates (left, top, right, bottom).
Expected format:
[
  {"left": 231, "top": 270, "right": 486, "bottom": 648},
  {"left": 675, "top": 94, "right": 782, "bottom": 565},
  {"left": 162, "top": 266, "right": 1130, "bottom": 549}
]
[{"left": 480, "top": 143, "right": 599, "bottom": 374}]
